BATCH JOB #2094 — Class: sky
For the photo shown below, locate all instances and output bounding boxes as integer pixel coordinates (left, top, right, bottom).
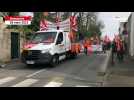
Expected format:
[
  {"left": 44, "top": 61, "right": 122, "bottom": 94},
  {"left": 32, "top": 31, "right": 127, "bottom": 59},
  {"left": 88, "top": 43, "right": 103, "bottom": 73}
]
[{"left": 98, "top": 12, "right": 131, "bottom": 40}]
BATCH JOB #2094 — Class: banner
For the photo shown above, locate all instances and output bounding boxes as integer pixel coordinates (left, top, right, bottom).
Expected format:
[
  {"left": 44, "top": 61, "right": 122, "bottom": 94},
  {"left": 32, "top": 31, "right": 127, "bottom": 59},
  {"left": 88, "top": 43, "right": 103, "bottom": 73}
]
[
  {"left": 4, "top": 16, "right": 32, "bottom": 25},
  {"left": 40, "top": 18, "right": 70, "bottom": 31},
  {"left": 40, "top": 16, "right": 78, "bottom": 32}
]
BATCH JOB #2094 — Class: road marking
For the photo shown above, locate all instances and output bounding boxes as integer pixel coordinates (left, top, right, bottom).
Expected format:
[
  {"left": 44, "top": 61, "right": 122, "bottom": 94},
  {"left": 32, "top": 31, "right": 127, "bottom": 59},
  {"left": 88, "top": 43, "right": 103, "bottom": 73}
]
[
  {"left": 75, "top": 85, "right": 91, "bottom": 87},
  {"left": 12, "top": 79, "right": 38, "bottom": 87},
  {"left": 97, "top": 53, "right": 108, "bottom": 56},
  {"left": 26, "top": 69, "right": 46, "bottom": 78},
  {"left": 0, "top": 77, "right": 16, "bottom": 85},
  {"left": 43, "top": 81, "right": 63, "bottom": 87}
]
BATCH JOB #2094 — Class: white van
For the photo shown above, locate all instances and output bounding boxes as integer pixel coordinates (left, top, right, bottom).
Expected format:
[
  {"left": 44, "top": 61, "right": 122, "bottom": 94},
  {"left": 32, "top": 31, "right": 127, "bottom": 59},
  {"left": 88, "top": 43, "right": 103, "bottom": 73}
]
[{"left": 21, "top": 30, "right": 79, "bottom": 67}]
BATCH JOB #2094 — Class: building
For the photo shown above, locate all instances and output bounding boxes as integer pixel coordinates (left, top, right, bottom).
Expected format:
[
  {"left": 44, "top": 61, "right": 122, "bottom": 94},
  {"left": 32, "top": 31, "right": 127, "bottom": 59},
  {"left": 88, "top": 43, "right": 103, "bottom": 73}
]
[
  {"left": 0, "top": 12, "right": 25, "bottom": 63},
  {"left": 119, "top": 22, "right": 127, "bottom": 35},
  {"left": 126, "top": 12, "right": 134, "bottom": 57}
]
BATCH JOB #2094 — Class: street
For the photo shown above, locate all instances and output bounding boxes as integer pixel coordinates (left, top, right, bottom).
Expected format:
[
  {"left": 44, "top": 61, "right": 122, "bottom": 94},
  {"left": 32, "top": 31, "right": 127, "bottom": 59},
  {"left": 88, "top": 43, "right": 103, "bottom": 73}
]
[
  {"left": 0, "top": 53, "right": 109, "bottom": 87},
  {"left": 0, "top": 12, "right": 132, "bottom": 87}
]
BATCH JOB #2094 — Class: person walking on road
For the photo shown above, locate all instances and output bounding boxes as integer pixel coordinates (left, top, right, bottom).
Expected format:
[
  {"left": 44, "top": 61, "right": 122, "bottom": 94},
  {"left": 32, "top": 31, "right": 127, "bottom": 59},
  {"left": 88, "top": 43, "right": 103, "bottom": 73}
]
[
  {"left": 102, "top": 39, "right": 107, "bottom": 53},
  {"left": 83, "top": 38, "right": 88, "bottom": 55},
  {"left": 116, "top": 38, "right": 125, "bottom": 62},
  {"left": 83, "top": 38, "right": 93, "bottom": 55},
  {"left": 111, "top": 38, "right": 117, "bottom": 65}
]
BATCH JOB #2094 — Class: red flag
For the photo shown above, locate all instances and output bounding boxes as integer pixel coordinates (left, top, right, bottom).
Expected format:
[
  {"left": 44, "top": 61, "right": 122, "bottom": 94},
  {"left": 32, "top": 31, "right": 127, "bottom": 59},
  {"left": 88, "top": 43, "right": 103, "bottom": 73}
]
[
  {"left": 40, "top": 19, "right": 48, "bottom": 31},
  {"left": 70, "top": 16, "right": 77, "bottom": 32}
]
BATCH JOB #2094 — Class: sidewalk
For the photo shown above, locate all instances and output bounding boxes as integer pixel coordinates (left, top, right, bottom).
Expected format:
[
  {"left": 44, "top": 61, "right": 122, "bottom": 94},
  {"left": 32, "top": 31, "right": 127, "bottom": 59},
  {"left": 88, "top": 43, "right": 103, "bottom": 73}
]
[
  {"left": 103, "top": 55, "right": 134, "bottom": 87},
  {"left": 0, "top": 59, "right": 24, "bottom": 68}
]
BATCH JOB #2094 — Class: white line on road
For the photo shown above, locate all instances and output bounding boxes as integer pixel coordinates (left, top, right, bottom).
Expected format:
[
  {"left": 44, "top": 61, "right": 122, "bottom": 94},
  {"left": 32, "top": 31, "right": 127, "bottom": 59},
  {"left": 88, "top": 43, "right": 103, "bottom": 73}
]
[
  {"left": 26, "top": 69, "right": 46, "bottom": 78},
  {"left": 12, "top": 79, "right": 38, "bottom": 87},
  {"left": 75, "top": 85, "right": 91, "bottom": 87},
  {"left": 43, "top": 81, "right": 63, "bottom": 87},
  {"left": 0, "top": 77, "right": 16, "bottom": 85}
]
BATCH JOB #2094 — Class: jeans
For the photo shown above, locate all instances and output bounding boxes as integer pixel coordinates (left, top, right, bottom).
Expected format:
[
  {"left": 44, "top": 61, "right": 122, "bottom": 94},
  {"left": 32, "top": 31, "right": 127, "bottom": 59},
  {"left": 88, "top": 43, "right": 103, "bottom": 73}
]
[{"left": 117, "top": 51, "right": 124, "bottom": 62}]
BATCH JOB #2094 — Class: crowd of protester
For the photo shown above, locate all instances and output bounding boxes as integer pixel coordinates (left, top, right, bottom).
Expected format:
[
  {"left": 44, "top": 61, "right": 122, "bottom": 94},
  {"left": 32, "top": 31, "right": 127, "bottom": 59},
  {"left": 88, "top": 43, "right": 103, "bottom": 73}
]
[{"left": 82, "top": 35, "right": 111, "bottom": 55}]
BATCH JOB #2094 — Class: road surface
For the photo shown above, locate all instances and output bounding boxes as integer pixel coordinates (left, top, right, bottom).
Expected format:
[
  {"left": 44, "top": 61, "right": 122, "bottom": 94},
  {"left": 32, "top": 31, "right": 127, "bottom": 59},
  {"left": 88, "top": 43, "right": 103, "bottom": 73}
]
[{"left": 0, "top": 53, "right": 109, "bottom": 87}]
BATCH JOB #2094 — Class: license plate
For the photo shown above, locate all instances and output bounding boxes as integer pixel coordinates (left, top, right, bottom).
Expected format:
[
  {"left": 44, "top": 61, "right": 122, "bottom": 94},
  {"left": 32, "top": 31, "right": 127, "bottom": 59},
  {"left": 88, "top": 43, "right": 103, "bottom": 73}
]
[{"left": 26, "top": 61, "right": 35, "bottom": 64}]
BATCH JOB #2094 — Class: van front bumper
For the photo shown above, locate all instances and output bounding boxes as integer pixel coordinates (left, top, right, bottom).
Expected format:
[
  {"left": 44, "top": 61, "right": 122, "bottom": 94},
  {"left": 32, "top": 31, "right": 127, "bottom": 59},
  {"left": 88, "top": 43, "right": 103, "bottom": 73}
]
[{"left": 21, "top": 51, "right": 53, "bottom": 64}]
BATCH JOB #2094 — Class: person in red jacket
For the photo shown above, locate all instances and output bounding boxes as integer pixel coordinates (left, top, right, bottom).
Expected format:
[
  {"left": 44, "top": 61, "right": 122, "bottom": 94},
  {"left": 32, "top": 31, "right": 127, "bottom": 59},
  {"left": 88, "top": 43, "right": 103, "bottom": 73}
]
[
  {"left": 83, "top": 39, "right": 88, "bottom": 55},
  {"left": 116, "top": 38, "right": 125, "bottom": 62}
]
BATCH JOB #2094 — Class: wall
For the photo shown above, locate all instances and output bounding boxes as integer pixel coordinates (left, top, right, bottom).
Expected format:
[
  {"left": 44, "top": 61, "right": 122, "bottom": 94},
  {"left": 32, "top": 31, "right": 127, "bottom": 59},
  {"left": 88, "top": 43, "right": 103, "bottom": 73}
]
[
  {"left": 130, "top": 13, "right": 134, "bottom": 57},
  {"left": 0, "top": 23, "right": 25, "bottom": 62},
  {"left": 119, "top": 22, "right": 125, "bottom": 34},
  {"left": 127, "top": 13, "right": 134, "bottom": 57},
  {"left": 0, "top": 22, "right": 8, "bottom": 62}
]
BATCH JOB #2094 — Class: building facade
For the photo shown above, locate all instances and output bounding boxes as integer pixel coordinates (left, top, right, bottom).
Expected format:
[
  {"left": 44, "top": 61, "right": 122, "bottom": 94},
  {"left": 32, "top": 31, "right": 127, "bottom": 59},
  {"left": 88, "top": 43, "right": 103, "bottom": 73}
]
[
  {"left": 127, "top": 12, "right": 134, "bottom": 57},
  {"left": 119, "top": 22, "right": 126, "bottom": 35},
  {"left": 0, "top": 14, "right": 25, "bottom": 63}
]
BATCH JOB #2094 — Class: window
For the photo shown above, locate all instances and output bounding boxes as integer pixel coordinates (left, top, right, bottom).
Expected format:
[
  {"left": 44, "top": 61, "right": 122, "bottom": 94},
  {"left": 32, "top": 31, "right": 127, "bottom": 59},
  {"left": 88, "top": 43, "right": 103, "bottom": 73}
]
[
  {"left": 31, "top": 32, "right": 57, "bottom": 43},
  {"left": 57, "top": 32, "right": 63, "bottom": 44}
]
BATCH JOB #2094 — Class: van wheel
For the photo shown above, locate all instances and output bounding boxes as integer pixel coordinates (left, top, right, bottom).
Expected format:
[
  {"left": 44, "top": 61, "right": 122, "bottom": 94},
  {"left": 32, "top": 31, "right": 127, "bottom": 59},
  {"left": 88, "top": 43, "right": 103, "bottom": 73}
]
[{"left": 50, "top": 55, "right": 59, "bottom": 67}]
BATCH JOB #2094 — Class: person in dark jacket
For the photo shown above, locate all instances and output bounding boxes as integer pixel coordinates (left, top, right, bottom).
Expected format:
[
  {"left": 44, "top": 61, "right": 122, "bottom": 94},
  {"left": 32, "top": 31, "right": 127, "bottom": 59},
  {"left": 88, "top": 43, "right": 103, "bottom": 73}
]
[{"left": 111, "top": 39, "right": 117, "bottom": 65}]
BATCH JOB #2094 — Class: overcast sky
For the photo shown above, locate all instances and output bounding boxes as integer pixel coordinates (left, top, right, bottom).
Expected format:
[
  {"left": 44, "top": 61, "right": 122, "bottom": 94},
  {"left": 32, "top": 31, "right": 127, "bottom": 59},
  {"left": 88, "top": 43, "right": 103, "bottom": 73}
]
[{"left": 98, "top": 12, "right": 131, "bottom": 40}]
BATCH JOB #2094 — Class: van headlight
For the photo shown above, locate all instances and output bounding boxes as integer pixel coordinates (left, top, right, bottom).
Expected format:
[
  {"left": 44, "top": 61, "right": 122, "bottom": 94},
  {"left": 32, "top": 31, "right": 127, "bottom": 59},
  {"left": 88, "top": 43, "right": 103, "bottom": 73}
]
[{"left": 41, "top": 48, "right": 51, "bottom": 54}]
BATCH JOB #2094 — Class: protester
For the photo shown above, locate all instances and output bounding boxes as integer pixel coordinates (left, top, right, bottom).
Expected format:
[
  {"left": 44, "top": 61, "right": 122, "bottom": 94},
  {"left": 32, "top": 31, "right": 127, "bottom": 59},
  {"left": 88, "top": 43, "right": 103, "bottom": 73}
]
[
  {"left": 102, "top": 39, "right": 107, "bottom": 53},
  {"left": 111, "top": 38, "right": 117, "bottom": 65},
  {"left": 116, "top": 38, "right": 125, "bottom": 62},
  {"left": 87, "top": 44, "right": 93, "bottom": 55},
  {"left": 83, "top": 38, "right": 88, "bottom": 55}
]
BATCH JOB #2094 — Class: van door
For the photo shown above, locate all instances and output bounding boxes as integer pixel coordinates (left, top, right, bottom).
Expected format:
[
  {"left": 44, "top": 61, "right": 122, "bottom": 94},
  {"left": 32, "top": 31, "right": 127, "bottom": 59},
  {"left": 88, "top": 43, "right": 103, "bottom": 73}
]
[{"left": 55, "top": 32, "right": 66, "bottom": 60}]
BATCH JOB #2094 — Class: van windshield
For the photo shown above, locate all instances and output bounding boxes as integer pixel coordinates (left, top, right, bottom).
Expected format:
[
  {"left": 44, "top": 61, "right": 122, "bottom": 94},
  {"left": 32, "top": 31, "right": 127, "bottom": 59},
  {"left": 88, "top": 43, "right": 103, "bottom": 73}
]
[{"left": 30, "top": 32, "right": 57, "bottom": 43}]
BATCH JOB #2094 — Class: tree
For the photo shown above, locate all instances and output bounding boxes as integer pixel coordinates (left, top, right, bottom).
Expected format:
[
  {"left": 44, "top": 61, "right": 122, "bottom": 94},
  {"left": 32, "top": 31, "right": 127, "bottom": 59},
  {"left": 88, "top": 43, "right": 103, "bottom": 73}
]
[
  {"left": 76, "top": 12, "right": 104, "bottom": 38},
  {"left": 28, "top": 12, "right": 43, "bottom": 32},
  {"left": 62, "top": 12, "right": 70, "bottom": 20}
]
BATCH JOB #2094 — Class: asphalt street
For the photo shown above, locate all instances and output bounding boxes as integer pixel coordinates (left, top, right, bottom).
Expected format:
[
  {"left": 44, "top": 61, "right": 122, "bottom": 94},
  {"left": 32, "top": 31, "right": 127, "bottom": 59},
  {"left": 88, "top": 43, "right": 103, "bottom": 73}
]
[{"left": 0, "top": 53, "right": 109, "bottom": 87}]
